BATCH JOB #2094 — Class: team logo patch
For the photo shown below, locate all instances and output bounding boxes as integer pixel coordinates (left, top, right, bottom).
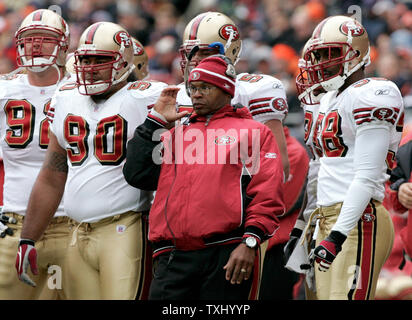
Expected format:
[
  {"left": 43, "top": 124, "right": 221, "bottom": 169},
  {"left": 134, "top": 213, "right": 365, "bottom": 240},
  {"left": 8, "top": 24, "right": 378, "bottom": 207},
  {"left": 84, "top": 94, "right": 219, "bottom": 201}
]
[
  {"left": 116, "top": 224, "right": 127, "bottom": 234},
  {"left": 132, "top": 41, "right": 144, "bottom": 56},
  {"left": 264, "top": 152, "right": 277, "bottom": 159},
  {"left": 113, "top": 31, "right": 131, "bottom": 48},
  {"left": 272, "top": 98, "right": 287, "bottom": 111},
  {"left": 219, "top": 24, "right": 240, "bottom": 41},
  {"left": 214, "top": 135, "right": 236, "bottom": 145},
  {"left": 361, "top": 212, "right": 375, "bottom": 223},
  {"left": 318, "top": 249, "right": 327, "bottom": 258},
  {"left": 191, "top": 72, "right": 200, "bottom": 81},
  {"left": 339, "top": 20, "right": 365, "bottom": 37},
  {"left": 372, "top": 107, "right": 394, "bottom": 121},
  {"left": 353, "top": 79, "right": 370, "bottom": 88},
  {"left": 375, "top": 89, "right": 389, "bottom": 96}
]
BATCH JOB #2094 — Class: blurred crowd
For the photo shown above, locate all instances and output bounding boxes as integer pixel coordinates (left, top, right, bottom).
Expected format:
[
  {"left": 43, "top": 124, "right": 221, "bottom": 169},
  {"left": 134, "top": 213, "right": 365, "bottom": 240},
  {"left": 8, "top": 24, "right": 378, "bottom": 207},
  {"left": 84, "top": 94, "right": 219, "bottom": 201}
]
[{"left": 2, "top": 0, "right": 412, "bottom": 135}]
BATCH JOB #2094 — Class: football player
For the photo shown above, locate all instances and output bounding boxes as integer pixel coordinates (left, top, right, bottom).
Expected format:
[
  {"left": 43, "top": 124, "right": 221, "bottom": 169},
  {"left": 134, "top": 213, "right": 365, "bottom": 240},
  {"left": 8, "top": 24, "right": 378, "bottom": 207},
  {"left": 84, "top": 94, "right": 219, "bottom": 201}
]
[
  {"left": 283, "top": 39, "right": 324, "bottom": 300},
  {"left": 298, "top": 16, "right": 403, "bottom": 300},
  {"left": 0, "top": 9, "right": 71, "bottom": 299},
  {"left": 129, "top": 37, "right": 149, "bottom": 81},
  {"left": 16, "top": 22, "right": 167, "bottom": 299},
  {"left": 177, "top": 12, "right": 290, "bottom": 181}
]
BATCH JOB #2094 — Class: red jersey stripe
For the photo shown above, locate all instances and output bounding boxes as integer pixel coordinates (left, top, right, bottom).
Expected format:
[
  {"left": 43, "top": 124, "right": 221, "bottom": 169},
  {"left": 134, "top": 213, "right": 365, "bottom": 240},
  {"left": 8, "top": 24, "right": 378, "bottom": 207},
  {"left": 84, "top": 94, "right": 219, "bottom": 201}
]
[{"left": 249, "top": 97, "right": 272, "bottom": 105}]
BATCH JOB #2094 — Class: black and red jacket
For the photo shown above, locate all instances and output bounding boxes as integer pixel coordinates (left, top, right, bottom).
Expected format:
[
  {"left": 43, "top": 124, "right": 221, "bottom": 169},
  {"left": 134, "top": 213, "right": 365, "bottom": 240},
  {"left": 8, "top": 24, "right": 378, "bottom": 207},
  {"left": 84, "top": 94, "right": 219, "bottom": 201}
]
[
  {"left": 123, "top": 104, "right": 284, "bottom": 256},
  {"left": 387, "top": 131, "right": 412, "bottom": 258}
]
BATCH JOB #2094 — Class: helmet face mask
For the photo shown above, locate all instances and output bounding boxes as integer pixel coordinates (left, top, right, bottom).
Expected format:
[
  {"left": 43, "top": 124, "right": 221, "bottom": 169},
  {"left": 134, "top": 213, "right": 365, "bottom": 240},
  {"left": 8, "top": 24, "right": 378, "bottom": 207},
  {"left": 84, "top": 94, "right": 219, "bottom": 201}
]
[
  {"left": 74, "top": 53, "right": 120, "bottom": 95},
  {"left": 15, "top": 9, "right": 70, "bottom": 72},
  {"left": 304, "top": 41, "right": 360, "bottom": 92},
  {"left": 179, "top": 45, "right": 220, "bottom": 75},
  {"left": 296, "top": 41, "right": 327, "bottom": 105},
  {"left": 74, "top": 22, "right": 135, "bottom": 96}
]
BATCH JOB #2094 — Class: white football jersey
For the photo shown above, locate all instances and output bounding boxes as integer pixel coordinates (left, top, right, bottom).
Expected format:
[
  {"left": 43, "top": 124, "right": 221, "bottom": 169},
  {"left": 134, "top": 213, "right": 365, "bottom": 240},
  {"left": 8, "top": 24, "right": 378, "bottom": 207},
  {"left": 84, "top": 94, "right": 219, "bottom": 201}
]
[
  {"left": 302, "top": 103, "right": 321, "bottom": 223},
  {"left": 50, "top": 80, "right": 167, "bottom": 223},
  {"left": 314, "top": 78, "right": 404, "bottom": 207},
  {"left": 0, "top": 74, "right": 70, "bottom": 216},
  {"left": 176, "top": 73, "right": 288, "bottom": 123}
]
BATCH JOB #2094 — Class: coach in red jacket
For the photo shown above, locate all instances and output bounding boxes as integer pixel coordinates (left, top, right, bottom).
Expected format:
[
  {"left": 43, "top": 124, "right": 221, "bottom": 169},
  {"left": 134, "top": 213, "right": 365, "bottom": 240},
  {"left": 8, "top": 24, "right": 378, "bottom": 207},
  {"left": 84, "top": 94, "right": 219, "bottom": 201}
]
[{"left": 123, "top": 55, "right": 284, "bottom": 300}]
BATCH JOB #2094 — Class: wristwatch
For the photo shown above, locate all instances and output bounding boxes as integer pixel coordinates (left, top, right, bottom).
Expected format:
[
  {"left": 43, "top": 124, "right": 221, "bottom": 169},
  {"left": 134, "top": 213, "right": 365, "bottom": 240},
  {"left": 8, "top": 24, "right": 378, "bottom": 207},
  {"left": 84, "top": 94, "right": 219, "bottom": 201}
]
[{"left": 242, "top": 236, "right": 258, "bottom": 249}]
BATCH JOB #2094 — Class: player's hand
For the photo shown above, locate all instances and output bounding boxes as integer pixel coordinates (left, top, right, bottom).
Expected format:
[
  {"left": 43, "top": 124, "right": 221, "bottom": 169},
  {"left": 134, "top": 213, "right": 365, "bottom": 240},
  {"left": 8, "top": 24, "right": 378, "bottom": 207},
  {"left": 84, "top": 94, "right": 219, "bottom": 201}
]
[
  {"left": 283, "top": 220, "right": 306, "bottom": 263},
  {"left": 313, "top": 231, "right": 346, "bottom": 272},
  {"left": 15, "top": 239, "right": 38, "bottom": 287},
  {"left": 398, "top": 182, "right": 412, "bottom": 209},
  {"left": 0, "top": 210, "right": 17, "bottom": 238},
  {"left": 223, "top": 243, "right": 256, "bottom": 285},
  {"left": 153, "top": 86, "right": 188, "bottom": 122}
]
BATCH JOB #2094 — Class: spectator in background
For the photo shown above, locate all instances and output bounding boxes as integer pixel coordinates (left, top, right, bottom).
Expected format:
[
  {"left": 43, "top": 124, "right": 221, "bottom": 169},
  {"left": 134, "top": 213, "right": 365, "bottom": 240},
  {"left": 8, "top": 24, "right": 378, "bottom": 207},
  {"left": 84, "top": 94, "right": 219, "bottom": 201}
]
[
  {"left": 271, "top": 44, "right": 301, "bottom": 115},
  {"left": 149, "top": 35, "right": 180, "bottom": 84}
]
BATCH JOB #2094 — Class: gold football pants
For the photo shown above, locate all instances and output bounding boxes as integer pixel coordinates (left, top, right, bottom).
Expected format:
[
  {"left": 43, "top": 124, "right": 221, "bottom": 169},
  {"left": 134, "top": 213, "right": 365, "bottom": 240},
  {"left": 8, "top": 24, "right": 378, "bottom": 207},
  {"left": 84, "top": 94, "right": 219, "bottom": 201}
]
[
  {"left": 0, "top": 214, "right": 70, "bottom": 300},
  {"left": 315, "top": 201, "right": 394, "bottom": 300},
  {"left": 64, "top": 211, "right": 145, "bottom": 300}
]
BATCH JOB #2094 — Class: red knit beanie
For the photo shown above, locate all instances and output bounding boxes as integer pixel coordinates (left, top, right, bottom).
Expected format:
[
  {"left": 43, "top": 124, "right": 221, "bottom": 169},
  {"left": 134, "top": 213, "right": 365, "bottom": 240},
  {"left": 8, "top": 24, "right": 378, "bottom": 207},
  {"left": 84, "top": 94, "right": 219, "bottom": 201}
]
[{"left": 188, "top": 55, "right": 236, "bottom": 97}]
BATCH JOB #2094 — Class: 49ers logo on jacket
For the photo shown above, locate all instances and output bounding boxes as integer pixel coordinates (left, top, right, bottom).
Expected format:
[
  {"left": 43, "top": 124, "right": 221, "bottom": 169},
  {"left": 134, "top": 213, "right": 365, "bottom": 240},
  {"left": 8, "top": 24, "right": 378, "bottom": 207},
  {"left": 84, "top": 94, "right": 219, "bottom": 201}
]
[
  {"left": 214, "top": 135, "right": 236, "bottom": 145},
  {"left": 339, "top": 21, "right": 365, "bottom": 37},
  {"left": 271, "top": 98, "right": 287, "bottom": 112},
  {"left": 372, "top": 107, "right": 394, "bottom": 121},
  {"left": 113, "top": 31, "right": 131, "bottom": 48},
  {"left": 219, "top": 24, "right": 240, "bottom": 41}
]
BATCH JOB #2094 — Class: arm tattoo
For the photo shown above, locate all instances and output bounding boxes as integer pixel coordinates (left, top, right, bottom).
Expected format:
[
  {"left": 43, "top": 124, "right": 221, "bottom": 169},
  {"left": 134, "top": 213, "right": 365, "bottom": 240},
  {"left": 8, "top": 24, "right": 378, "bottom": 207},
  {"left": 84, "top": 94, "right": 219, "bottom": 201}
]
[{"left": 44, "top": 151, "right": 68, "bottom": 173}]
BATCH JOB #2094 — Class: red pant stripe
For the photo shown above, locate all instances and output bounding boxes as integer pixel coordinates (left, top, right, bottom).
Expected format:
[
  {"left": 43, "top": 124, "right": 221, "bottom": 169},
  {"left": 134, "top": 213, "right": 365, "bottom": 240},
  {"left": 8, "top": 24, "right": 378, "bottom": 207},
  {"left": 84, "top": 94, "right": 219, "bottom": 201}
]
[{"left": 352, "top": 203, "right": 377, "bottom": 300}]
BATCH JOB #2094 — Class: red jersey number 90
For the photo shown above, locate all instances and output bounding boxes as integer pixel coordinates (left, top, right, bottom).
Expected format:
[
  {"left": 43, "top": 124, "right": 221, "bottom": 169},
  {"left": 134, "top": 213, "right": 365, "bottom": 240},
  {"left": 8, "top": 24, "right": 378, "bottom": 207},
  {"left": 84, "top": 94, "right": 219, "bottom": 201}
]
[{"left": 64, "top": 114, "right": 127, "bottom": 166}]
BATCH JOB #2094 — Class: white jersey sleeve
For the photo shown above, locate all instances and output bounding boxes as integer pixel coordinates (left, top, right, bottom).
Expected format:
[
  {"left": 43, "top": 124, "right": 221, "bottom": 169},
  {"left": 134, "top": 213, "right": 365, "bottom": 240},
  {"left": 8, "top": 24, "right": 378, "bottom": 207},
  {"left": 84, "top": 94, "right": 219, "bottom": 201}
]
[
  {"left": 349, "top": 78, "right": 403, "bottom": 133},
  {"left": 332, "top": 127, "right": 391, "bottom": 236},
  {"left": 127, "top": 80, "right": 168, "bottom": 108},
  {"left": 234, "top": 73, "right": 288, "bottom": 124}
]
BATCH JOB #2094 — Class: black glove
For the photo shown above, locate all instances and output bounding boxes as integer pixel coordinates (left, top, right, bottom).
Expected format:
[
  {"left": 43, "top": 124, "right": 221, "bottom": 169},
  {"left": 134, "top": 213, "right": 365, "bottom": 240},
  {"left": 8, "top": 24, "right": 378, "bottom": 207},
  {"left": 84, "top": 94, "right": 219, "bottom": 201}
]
[
  {"left": 313, "top": 230, "right": 346, "bottom": 272},
  {"left": 283, "top": 226, "right": 304, "bottom": 264},
  {"left": 0, "top": 210, "right": 16, "bottom": 238}
]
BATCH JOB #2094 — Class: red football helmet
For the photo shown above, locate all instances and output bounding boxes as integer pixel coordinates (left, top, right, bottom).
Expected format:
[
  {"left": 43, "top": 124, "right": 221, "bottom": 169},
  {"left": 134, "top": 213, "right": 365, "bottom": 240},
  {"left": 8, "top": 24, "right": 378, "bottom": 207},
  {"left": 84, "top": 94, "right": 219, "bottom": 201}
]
[{"left": 15, "top": 9, "right": 70, "bottom": 72}]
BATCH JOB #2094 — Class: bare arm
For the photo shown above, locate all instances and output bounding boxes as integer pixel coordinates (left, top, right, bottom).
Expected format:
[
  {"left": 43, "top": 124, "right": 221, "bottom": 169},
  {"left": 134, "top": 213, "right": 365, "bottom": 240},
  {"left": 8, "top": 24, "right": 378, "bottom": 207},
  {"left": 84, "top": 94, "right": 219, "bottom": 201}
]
[
  {"left": 264, "top": 119, "right": 290, "bottom": 180},
  {"left": 21, "top": 132, "right": 68, "bottom": 241}
]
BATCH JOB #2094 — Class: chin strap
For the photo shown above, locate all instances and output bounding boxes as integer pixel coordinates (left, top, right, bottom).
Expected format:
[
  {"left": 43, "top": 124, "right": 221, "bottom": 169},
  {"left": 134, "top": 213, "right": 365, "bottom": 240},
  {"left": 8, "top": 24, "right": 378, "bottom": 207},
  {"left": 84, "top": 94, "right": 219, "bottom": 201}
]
[
  {"left": 184, "top": 45, "right": 199, "bottom": 96},
  {"left": 51, "top": 64, "right": 62, "bottom": 85}
]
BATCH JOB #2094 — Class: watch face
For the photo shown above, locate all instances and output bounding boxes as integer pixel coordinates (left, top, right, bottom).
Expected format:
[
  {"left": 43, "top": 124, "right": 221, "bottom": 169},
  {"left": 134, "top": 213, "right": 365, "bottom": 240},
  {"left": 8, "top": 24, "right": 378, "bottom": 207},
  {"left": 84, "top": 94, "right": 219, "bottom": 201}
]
[{"left": 246, "top": 237, "right": 257, "bottom": 248}]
